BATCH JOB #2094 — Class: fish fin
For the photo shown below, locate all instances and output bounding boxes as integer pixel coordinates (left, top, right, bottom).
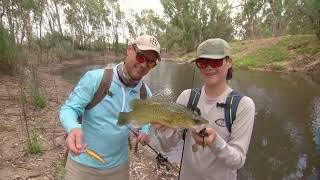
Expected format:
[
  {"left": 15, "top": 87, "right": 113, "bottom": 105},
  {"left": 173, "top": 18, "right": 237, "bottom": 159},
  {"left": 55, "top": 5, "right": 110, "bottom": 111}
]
[
  {"left": 117, "top": 112, "right": 131, "bottom": 126},
  {"left": 147, "top": 88, "right": 176, "bottom": 102}
]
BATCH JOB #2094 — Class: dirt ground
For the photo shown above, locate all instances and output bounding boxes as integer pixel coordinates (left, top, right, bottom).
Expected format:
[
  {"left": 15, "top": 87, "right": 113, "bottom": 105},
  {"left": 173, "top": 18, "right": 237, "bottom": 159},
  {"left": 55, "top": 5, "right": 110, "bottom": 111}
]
[{"left": 0, "top": 56, "right": 178, "bottom": 180}]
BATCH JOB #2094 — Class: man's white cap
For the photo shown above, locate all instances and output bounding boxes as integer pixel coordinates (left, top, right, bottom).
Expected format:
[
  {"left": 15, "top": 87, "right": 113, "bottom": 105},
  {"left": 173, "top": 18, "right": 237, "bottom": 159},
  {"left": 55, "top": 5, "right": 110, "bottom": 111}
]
[{"left": 130, "top": 35, "right": 161, "bottom": 60}]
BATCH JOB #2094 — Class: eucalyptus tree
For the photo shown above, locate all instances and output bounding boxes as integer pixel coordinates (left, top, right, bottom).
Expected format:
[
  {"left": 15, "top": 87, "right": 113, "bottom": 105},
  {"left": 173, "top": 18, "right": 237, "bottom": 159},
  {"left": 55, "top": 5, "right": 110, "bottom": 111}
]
[
  {"left": 297, "top": 0, "right": 320, "bottom": 39},
  {"left": 204, "top": 0, "right": 233, "bottom": 41},
  {"left": 160, "top": 0, "right": 233, "bottom": 51},
  {"left": 234, "top": 0, "right": 268, "bottom": 39}
]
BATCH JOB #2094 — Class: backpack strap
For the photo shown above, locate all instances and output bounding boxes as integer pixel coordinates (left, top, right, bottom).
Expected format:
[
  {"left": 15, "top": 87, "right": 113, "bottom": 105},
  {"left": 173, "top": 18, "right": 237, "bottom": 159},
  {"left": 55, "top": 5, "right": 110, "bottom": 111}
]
[
  {"left": 140, "top": 82, "right": 147, "bottom": 100},
  {"left": 224, "top": 91, "right": 243, "bottom": 133},
  {"left": 85, "top": 68, "right": 113, "bottom": 110},
  {"left": 187, "top": 88, "right": 201, "bottom": 115}
]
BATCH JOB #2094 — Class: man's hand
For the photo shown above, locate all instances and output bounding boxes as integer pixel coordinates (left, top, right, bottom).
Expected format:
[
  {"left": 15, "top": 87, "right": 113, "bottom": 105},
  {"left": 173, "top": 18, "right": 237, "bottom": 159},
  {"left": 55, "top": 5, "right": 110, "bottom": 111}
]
[
  {"left": 135, "top": 132, "right": 150, "bottom": 146},
  {"left": 192, "top": 128, "right": 217, "bottom": 146},
  {"left": 66, "top": 128, "right": 88, "bottom": 155}
]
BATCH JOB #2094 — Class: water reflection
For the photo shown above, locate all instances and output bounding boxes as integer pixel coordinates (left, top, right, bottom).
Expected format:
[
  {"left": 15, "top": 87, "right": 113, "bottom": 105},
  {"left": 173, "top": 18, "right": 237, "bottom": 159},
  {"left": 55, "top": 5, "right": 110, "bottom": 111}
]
[
  {"left": 54, "top": 61, "right": 320, "bottom": 180},
  {"left": 144, "top": 61, "right": 195, "bottom": 99},
  {"left": 312, "top": 97, "right": 320, "bottom": 155}
]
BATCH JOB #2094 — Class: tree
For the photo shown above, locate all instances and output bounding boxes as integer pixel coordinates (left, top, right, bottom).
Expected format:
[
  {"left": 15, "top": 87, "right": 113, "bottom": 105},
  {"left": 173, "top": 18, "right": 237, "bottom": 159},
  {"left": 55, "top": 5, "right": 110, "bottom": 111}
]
[{"left": 160, "top": 0, "right": 233, "bottom": 50}]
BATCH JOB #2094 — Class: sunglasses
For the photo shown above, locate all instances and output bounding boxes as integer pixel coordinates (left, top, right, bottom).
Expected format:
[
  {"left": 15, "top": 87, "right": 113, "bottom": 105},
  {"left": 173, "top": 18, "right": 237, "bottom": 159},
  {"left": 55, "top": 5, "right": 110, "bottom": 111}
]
[
  {"left": 195, "top": 58, "right": 226, "bottom": 69},
  {"left": 133, "top": 45, "right": 157, "bottom": 69},
  {"left": 135, "top": 52, "right": 157, "bottom": 69}
]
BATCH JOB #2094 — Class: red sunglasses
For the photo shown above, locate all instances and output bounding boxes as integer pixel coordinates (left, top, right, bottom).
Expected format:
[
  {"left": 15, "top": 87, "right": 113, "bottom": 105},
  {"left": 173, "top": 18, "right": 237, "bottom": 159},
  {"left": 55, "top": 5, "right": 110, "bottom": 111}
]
[
  {"left": 135, "top": 52, "right": 157, "bottom": 69},
  {"left": 195, "top": 58, "right": 226, "bottom": 69},
  {"left": 133, "top": 44, "right": 157, "bottom": 69}
]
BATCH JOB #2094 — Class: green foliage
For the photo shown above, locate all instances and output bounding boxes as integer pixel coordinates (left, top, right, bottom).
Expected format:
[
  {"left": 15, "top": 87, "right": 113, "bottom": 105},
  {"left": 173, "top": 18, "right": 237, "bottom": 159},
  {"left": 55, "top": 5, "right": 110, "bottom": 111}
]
[
  {"left": 30, "top": 83, "right": 47, "bottom": 109},
  {"left": 93, "top": 37, "right": 107, "bottom": 51},
  {"left": 0, "top": 27, "right": 16, "bottom": 72},
  {"left": 160, "top": 0, "right": 233, "bottom": 51},
  {"left": 26, "top": 131, "right": 42, "bottom": 155},
  {"left": 54, "top": 160, "right": 66, "bottom": 180},
  {"left": 303, "top": 0, "right": 320, "bottom": 39}
]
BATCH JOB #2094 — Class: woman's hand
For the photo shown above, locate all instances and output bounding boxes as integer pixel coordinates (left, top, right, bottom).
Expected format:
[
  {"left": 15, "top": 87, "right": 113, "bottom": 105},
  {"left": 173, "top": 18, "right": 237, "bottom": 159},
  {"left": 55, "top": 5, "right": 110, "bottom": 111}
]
[{"left": 192, "top": 128, "right": 217, "bottom": 146}]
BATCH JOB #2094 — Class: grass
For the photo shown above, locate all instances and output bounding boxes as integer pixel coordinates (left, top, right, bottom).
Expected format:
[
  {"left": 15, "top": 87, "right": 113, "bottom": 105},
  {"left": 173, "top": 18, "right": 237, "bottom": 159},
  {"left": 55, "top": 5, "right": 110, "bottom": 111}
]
[
  {"left": 234, "top": 34, "right": 319, "bottom": 69},
  {"left": 54, "top": 160, "right": 66, "bottom": 180},
  {"left": 230, "top": 40, "right": 250, "bottom": 55},
  {"left": 234, "top": 45, "right": 288, "bottom": 68},
  {"left": 30, "top": 83, "right": 47, "bottom": 109},
  {"left": 277, "top": 35, "right": 320, "bottom": 55},
  {"left": 26, "top": 131, "right": 42, "bottom": 155},
  {"left": 269, "top": 63, "right": 285, "bottom": 71}
]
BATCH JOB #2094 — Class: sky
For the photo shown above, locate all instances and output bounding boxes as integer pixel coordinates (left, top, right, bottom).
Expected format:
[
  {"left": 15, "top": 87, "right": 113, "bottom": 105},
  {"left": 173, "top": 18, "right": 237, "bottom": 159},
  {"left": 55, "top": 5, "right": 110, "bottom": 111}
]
[
  {"left": 118, "top": 0, "right": 164, "bottom": 16},
  {"left": 118, "top": 0, "right": 241, "bottom": 17}
]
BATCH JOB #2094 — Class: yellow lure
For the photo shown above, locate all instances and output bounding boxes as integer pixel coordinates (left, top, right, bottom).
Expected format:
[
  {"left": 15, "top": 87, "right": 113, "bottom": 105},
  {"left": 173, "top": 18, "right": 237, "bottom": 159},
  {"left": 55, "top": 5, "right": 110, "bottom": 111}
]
[{"left": 86, "top": 149, "right": 107, "bottom": 163}]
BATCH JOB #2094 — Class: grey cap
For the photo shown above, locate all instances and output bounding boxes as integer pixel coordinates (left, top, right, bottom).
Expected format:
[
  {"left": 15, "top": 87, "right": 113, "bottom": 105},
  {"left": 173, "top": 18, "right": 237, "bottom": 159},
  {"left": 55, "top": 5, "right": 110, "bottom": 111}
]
[{"left": 195, "top": 38, "right": 231, "bottom": 60}]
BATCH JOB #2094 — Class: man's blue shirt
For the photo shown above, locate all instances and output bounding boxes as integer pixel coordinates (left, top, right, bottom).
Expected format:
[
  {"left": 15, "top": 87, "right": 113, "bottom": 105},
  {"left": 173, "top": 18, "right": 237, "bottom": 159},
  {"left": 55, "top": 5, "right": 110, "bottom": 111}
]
[{"left": 59, "top": 64, "right": 151, "bottom": 169}]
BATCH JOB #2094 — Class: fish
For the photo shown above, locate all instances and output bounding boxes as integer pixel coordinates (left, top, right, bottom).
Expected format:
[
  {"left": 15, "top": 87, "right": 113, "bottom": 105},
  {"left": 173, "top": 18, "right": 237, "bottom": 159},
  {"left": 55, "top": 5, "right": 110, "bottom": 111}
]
[
  {"left": 86, "top": 149, "right": 107, "bottom": 163},
  {"left": 117, "top": 98, "right": 208, "bottom": 129}
]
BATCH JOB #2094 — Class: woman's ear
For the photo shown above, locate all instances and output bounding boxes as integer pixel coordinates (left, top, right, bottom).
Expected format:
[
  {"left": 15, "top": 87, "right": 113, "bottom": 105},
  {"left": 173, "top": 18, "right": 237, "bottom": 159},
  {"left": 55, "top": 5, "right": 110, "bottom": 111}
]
[{"left": 226, "top": 57, "right": 232, "bottom": 68}]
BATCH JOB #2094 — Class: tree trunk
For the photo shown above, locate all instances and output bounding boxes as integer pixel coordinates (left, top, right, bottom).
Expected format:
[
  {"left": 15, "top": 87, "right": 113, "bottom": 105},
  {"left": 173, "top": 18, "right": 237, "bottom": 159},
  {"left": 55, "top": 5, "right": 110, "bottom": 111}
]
[
  {"left": 249, "top": 16, "right": 255, "bottom": 39},
  {"left": 3, "top": 0, "right": 15, "bottom": 44},
  {"left": 24, "top": 11, "right": 32, "bottom": 49},
  {"left": 39, "top": 14, "right": 43, "bottom": 63},
  {"left": 272, "top": 16, "right": 285, "bottom": 37},
  {"left": 53, "top": 1, "right": 63, "bottom": 35},
  {"left": 0, "top": 4, "right": 4, "bottom": 27}
]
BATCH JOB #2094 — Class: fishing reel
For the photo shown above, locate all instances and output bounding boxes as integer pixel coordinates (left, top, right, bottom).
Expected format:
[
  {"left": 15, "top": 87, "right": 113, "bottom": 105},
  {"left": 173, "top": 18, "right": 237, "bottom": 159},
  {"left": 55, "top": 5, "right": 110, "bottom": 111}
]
[{"left": 156, "top": 152, "right": 171, "bottom": 171}]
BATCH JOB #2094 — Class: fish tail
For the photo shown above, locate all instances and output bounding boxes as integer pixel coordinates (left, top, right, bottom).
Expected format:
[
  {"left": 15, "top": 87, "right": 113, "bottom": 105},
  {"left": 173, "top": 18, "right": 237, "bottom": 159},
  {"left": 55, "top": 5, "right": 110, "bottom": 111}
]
[{"left": 117, "top": 112, "right": 131, "bottom": 126}]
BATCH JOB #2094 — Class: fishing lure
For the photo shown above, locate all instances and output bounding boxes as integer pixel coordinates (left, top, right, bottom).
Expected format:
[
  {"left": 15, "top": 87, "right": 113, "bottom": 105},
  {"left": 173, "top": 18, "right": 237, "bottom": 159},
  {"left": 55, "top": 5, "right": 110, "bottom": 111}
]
[{"left": 86, "top": 149, "right": 107, "bottom": 163}]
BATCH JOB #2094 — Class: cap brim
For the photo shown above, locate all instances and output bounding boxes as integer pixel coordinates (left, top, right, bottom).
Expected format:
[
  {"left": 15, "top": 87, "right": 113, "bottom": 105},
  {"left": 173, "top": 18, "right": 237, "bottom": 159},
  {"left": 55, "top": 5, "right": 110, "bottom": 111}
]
[
  {"left": 136, "top": 44, "right": 161, "bottom": 61},
  {"left": 191, "top": 54, "right": 227, "bottom": 62}
]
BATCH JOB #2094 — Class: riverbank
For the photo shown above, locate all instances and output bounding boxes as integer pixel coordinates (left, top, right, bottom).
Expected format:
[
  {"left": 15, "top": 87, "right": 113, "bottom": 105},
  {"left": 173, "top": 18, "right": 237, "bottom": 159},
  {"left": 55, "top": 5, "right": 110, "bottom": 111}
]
[
  {"left": 0, "top": 56, "right": 178, "bottom": 180},
  {"left": 166, "top": 35, "right": 320, "bottom": 74}
]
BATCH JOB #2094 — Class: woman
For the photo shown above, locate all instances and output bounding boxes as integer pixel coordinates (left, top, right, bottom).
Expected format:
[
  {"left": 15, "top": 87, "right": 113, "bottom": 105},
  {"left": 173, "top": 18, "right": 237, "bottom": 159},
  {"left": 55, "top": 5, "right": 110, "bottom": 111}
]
[{"left": 153, "top": 38, "right": 255, "bottom": 180}]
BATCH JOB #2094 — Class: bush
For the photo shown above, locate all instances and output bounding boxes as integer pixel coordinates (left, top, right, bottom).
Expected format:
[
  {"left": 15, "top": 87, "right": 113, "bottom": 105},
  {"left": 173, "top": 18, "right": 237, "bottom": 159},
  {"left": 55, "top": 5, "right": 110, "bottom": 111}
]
[
  {"left": 31, "top": 83, "right": 47, "bottom": 109},
  {"left": 93, "top": 37, "right": 107, "bottom": 51},
  {"left": 26, "top": 131, "right": 42, "bottom": 155}
]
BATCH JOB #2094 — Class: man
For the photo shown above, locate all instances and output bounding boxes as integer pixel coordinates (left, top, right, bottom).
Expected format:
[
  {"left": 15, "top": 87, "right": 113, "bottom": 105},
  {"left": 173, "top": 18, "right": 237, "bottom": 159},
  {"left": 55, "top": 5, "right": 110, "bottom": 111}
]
[
  {"left": 153, "top": 38, "right": 255, "bottom": 180},
  {"left": 59, "top": 35, "right": 161, "bottom": 180}
]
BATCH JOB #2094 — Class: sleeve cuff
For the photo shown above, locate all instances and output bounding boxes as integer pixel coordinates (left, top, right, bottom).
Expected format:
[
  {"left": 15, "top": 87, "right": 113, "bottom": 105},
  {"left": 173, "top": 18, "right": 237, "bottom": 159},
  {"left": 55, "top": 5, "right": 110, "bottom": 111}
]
[
  {"left": 65, "top": 123, "right": 82, "bottom": 133},
  {"left": 209, "top": 134, "right": 227, "bottom": 153},
  {"left": 140, "top": 124, "right": 151, "bottom": 134}
]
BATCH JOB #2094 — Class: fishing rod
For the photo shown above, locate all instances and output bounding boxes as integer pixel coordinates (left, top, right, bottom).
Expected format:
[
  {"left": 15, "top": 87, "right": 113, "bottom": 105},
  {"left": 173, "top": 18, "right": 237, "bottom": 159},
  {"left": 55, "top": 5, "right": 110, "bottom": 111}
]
[
  {"left": 177, "top": 62, "right": 198, "bottom": 180},
  {"left": 128, "top": 127, "right": 179, "bottom": 172}
]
